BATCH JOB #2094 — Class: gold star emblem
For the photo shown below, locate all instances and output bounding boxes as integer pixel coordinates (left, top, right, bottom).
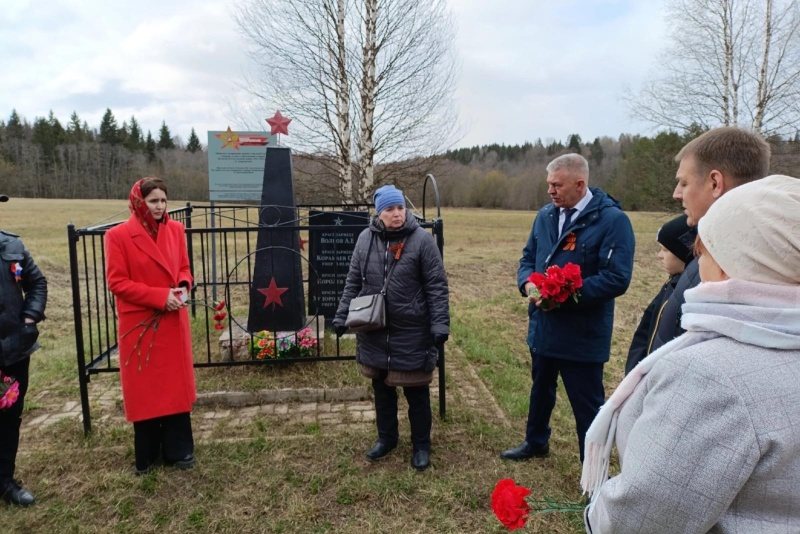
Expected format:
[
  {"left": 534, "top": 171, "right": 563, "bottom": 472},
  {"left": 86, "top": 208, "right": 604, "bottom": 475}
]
[{"left": 215, "top": 126, "right": 240, "bottom": 150}]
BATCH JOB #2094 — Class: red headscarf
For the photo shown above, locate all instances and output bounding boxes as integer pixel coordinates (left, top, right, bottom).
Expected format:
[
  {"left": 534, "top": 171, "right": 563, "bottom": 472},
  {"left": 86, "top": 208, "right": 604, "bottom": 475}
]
[{"left": 128, "top": 178, "right": 169, "bottom": 240}]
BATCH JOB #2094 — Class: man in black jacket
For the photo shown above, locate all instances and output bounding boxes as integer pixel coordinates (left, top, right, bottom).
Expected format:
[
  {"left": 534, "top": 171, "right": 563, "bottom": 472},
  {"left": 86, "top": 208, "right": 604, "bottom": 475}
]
[
  {"left": 0, "top": 195, "right": 47, "bottom": 507},
  {"left": 649, "top": 127, "right": 770, "bottom": 352}
]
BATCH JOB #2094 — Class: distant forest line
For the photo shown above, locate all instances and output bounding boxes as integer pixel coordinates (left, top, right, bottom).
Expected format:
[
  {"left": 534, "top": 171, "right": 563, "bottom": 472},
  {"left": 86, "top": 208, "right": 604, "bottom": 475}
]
[{"left": 2, "top": 109, "right": 799, "bottom": 212}]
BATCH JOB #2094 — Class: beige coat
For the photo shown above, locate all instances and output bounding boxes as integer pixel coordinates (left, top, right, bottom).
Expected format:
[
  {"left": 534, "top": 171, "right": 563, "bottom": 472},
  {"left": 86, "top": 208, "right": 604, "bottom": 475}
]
[{"left": 587, "top": 336, "right": 800, "bottom": 533}]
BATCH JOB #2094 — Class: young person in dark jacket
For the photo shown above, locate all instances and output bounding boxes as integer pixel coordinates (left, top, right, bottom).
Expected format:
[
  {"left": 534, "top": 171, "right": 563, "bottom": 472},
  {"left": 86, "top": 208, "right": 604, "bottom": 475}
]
[
  {"left": 649, "top": 127, "right": 770, "bottom": 353},
  {"left": 501, "top": 154, "right": 635, "bottom": 464},
  {"left": 624, "top": 214, "right": 695, "bottom": 375},
  {"left": 333, "top": 185, "right": 449, "bottom": 471},
  {"left": 0, "top": 195, "right": 47, "bottom": 506}
]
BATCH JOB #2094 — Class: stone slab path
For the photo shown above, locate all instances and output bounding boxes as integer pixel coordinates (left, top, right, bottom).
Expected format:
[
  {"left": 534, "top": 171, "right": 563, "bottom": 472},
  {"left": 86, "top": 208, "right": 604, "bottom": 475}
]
[{"left": 19, "top": 346, "right": 509, "bottom": 449}]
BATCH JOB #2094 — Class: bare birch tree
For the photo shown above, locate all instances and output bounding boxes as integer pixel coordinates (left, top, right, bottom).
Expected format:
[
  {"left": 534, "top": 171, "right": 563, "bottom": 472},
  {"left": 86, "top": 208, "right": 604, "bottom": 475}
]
[
  {"left": 235, "top": 0, "right": 457, "bottom": 201},
  {"left": 630, "top": 0, "right": 800, "bottom": 136}
]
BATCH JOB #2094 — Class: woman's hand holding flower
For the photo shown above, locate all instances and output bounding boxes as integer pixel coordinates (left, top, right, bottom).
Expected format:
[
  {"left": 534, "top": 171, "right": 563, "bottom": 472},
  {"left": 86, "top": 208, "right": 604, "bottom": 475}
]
[{"left": 165, "top": 289, "right": 185, "bottom": 312}]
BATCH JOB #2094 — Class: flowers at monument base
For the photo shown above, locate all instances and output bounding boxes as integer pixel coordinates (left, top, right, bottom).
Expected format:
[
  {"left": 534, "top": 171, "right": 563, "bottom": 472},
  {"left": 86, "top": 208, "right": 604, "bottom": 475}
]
[
  {"left": 0, "top": 371, "right": 20, "bottom": 410},
  {"left": 527, "top": 262, "right": 583, "bottom": 311},
  {"left": 490, "top": 478, "right": 585, "bottom": 531},
  {"left": 250, "top": 327, "right": 318, "bottom": 360}
]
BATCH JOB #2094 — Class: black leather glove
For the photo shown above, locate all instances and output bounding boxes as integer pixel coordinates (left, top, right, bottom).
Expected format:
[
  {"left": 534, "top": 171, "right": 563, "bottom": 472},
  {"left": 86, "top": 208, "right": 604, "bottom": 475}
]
[
  {"left": 432, "top": 333, "right": 448, "bottom": 346},
  {"left": 334, "top": 325, "right": 348, "bottom": 337},
  {"left": 20, "top": 322, "right": 39, "bottom": 349},
  {"left": 1, "top": 322, "right": 39, "bottom": 357}
]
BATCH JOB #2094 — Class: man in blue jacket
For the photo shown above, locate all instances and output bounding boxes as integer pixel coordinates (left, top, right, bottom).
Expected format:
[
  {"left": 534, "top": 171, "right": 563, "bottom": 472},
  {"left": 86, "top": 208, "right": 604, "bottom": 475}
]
[{"left": 501, "top": 154, "right": 634, "bottom": 463}]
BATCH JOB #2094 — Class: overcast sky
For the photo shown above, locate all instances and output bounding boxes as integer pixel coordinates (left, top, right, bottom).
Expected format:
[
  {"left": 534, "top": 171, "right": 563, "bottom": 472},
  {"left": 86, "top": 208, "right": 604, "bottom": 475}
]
[{"left": 0, "top": 0, "right": 667, "bottom": 149}]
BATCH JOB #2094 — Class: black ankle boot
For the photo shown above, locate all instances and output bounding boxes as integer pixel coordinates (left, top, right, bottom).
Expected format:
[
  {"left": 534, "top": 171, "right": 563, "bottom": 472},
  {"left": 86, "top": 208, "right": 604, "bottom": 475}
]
[
  {"left": 411, "top": 450, "right": 430, "bottom": 471},
  {"left": 365, "top": 441, "right": 396, "bottom": 461},
  {"left": 1, "top": 480, "right": 35, "bottom": 506}
]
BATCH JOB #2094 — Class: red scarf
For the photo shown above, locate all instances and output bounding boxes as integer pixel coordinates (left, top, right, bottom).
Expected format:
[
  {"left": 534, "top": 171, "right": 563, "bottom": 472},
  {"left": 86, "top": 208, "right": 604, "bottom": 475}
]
[{"left": 128, "top": 179, "right": 168, "bottom": 241}]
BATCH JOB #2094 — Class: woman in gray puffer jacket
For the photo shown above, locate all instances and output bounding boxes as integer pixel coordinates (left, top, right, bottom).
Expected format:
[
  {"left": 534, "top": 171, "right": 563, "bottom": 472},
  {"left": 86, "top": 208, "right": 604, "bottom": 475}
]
[{"left": 333, "top": 185, "right": 449, "bottom": 471}]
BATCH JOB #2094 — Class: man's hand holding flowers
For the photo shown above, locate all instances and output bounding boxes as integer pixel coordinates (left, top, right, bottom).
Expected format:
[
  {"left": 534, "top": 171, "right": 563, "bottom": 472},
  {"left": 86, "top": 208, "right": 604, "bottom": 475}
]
[{"left": 526, "top": 263, "right": 583, "bottom": 311}]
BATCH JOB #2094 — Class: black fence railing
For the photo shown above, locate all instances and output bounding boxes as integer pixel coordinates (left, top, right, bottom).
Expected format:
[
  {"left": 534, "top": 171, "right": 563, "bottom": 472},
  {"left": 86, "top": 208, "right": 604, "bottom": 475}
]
[{"left": 69, "top": 176, "right": 446, "bottom": 433}]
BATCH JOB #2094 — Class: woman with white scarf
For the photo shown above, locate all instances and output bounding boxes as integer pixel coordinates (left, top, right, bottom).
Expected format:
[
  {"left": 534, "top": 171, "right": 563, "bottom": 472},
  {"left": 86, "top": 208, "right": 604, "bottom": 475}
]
[{"left": 582, "top": 175, "right": 800, "bottom": 533}]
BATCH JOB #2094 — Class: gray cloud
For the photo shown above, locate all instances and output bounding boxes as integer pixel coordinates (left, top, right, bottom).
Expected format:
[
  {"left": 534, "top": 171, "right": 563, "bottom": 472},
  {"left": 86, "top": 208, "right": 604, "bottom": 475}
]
[{"left": 0, "top": 0, "right": 667, "bottom": 149}]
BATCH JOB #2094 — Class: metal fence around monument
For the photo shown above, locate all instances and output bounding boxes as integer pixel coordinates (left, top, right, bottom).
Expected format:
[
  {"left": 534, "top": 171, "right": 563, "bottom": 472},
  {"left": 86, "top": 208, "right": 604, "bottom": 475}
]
[{"left": 68, "top": 177, "right": 446, "bottom": 434}]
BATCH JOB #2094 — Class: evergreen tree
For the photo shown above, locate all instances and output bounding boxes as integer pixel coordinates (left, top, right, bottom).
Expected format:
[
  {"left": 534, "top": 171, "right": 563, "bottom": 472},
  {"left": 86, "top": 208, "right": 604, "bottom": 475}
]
[
  {"left": 6, "top": 110, "right": 25, "bottom": 139},
  {"left": 47, "top": 110, "right": 66, "bottom": 143},
  {"left": 82, "top": 121, "right": 94, "bottom": 142},
  {"left": 145, "top": 131, "right": 157, "bottom": 162},
  {"left": 157, "top": 121, "right": 175, "bottom": 149},
  {"left": 67, "top": 111, "right": 85, "bottom": 143},
  {"left": 99, "top": 108, "right": 119, "bottom": 144},
  {"left": 567, "top": 133, "right": 582, "bottom": 154},
  {"left": 118, "top": 121, "right": 130, "bottom": 147},
  {"left": 590, "top": 137, "right": 605, "bottom": 166},
  {"left": 186, "top": 128, "right": 201, "bottom": 153},
  {"left": 126, "top": 116, "right": 143, "bottom": 151},
  {"left": 608, "top": 131, "right": 684, "bottom": 211},
  {"left": 31, "top": 111, "right": 65, "bottom": 161},
  {"left": 546, "top": 140, "right": 564, "bottom": 155}
]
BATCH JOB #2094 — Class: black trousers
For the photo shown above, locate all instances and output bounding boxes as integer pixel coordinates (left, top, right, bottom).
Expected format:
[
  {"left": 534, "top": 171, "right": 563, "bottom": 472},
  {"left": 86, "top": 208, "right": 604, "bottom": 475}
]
[
  {"left": 132, "top": 412, "right": 194, "bottom": 471},
  {"left": 0, "top": 357, "right": 29, "bottom": 484},
  {"left": 524, "top": 351, "right": 605, "bottom": 462},
  {"left": 372, "top": 371, "right": 431, "bottom": 452}
]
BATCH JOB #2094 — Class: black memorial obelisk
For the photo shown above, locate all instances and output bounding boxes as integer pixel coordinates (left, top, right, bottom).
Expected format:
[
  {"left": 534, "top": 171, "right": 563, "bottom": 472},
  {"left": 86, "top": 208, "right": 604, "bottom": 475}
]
[{"left": 247, "top": 146, "right": 305, "bottom": 332}]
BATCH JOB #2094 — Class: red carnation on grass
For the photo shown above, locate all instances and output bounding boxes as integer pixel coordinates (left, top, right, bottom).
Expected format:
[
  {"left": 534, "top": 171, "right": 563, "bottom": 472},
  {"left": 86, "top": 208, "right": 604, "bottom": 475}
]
[
  {"left": 526, "top": 262, "right": 583, "bottom": 311},
  {"left": 490, "top": 478, "right": 586, "bottom": 529},
  {"left": 491, "top": 478, "right": 531, "bottom": 531}
]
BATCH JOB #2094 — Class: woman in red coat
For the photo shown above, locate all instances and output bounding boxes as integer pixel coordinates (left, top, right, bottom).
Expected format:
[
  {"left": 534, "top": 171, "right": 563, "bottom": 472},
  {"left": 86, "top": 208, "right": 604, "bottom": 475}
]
[{"left": 105, "top": 177, "right": 196, "bottom": 474}]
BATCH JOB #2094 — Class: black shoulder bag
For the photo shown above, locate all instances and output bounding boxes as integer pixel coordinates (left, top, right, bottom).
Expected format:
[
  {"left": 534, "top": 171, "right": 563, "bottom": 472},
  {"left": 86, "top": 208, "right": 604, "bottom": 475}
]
[{"left": 345, "top": 238, "right": 405, "bottom": 333}]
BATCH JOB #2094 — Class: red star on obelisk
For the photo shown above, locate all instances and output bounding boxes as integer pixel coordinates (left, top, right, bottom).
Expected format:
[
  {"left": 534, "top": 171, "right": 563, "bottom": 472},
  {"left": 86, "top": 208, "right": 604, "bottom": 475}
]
[
  {"left": 266, "top": 110, "right": 292, "bottom": 136},
  {"left": 257, "top": 277, "right": 289, "bottom": 309},
  {"left": 299, "top": 236, "right": 308, "bottom": 251}
]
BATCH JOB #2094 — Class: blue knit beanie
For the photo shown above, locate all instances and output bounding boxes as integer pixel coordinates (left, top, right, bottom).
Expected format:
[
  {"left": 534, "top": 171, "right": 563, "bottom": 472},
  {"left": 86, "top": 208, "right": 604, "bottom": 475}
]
[{"left": 373, "top": 185, "right": 405, "bottom": 213}]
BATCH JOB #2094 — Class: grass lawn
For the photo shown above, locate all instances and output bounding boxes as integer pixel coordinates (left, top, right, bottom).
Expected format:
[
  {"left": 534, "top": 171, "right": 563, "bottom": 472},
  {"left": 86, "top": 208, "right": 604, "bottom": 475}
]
[{"left": 0, "top": 199, "right": 675, "bottom": 533}]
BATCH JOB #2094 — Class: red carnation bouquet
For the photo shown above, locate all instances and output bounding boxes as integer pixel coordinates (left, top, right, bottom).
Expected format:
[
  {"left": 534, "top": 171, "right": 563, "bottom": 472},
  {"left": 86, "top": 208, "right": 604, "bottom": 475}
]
[
  {"left": 526, "top": 262, "right": 583, "bottom": 311},
  {"left": 491, "top": 478, "right": 584, "bottom": 531},
  {"left": 0, "top": 371, "right": 20, "bottom": 410}
]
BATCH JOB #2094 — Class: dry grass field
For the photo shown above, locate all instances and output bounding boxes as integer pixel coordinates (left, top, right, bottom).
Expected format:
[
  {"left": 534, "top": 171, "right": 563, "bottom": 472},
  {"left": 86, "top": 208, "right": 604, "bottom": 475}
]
[{"left": 0, "top": 199, "right": 676, "bottom": 533}]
